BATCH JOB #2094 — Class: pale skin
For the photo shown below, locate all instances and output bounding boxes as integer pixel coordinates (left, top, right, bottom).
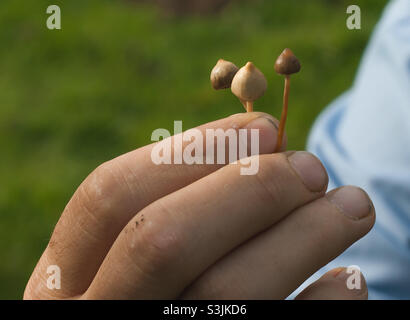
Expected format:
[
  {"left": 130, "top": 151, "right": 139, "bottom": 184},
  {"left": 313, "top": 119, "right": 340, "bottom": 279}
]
[{"left": 24, "top": 112, "right": 375, "bottom": 300}]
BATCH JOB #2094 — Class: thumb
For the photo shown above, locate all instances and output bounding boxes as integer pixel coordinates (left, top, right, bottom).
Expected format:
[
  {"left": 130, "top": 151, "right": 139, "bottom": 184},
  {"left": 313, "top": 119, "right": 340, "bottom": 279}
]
[{"left": 295, "top": 267, "right": 368, "bottom": 300}]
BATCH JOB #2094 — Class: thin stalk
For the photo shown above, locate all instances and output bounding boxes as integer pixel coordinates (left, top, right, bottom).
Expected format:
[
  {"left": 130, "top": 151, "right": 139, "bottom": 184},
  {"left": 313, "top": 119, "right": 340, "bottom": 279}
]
[
  {"left": 275, "top": 75, "right": 290, "bottom": 152},
  {"left": 246, "top": 101, "right": 253, "bottom": 113}
]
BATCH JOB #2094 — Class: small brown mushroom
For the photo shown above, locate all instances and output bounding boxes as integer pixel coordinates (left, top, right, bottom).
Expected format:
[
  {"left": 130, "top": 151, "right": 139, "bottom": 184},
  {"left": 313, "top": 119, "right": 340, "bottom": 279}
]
[
  {"left": 274, "top": 49, "right": 301, "bottom": 152},
  {"left": 210, "top": 59, "right": 239, "bottom": 90},
  {"left": 231, "top": 62, "right": 267, "bottom": 112},
  {"left": 274, "top": 48, "right": 301, "bottom": 75}
]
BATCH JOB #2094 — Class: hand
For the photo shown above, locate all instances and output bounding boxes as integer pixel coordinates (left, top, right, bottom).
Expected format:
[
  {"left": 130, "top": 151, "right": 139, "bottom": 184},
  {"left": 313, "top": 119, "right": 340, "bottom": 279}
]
[{"left": 24, "top": 112, "right": 375, "bottom": 300}]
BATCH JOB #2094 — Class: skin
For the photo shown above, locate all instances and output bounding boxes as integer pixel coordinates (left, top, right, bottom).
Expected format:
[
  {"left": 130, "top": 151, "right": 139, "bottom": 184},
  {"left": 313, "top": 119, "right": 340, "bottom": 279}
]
[{"left": 24, "top": 112, "right": 375, "bottom": 300}]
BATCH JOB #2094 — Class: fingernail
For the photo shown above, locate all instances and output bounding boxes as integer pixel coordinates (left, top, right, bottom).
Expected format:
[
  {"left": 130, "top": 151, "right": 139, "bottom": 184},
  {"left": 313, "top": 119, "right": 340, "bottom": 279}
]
[
  {"left": 329, "top": 267, "right": 346, "bottom": 278},
  {"left": 327, "top": 186, "right": 373, "bottom": 220},
  {"left": 243, "top": 116, "right": 278, "bottom": 154},
  {"left": 334, "top": 268, "right": 351, "bottom": 281},
  {"left": 287, "top": 151, "right": 328, "bottom": 192}
]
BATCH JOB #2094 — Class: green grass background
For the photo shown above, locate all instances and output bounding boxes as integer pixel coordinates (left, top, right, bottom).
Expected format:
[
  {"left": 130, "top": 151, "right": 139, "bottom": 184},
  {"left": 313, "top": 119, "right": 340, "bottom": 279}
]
[{"left": 0, "top": 0, "right": 386, "bottom": 299}]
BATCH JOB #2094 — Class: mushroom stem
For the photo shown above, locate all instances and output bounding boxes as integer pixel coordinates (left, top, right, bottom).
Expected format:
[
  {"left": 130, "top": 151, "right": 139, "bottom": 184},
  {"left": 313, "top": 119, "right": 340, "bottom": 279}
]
[
  {"left": 275, "top": 75, "right": 290, "bottom": 152},
  {"left": 246, "top": 101, "right": 254, "bottom": 113}
]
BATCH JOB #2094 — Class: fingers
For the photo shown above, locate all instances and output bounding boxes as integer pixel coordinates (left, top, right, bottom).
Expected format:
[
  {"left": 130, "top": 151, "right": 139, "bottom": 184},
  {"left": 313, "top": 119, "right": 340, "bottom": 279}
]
[
  {"left": 25, "top": 112, "right": 283, "bottom": 299},
  {"left": 181, "top": 186, "right": 375, "bottom": 300},
  {"left": 83, "top": 151, "right": 328, "bottom": 299},
  {"left": 295, "top": 267, "right": 368, "bottom": 300}
]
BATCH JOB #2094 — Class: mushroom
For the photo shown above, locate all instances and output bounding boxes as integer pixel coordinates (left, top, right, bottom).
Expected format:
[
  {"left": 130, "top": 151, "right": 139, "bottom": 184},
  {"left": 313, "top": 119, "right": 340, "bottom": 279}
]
[
  {"left": 274, "top": 48, "right": 301, "bottom": 152},
  {"left": 231, "top": 62, "right": 267, "bottom": 112},
  {"left": 210, "top": 59, "right": 248, "bottom": 109},
  {"left": 210, "top": 59, "right": 239, "bottom": 90}
]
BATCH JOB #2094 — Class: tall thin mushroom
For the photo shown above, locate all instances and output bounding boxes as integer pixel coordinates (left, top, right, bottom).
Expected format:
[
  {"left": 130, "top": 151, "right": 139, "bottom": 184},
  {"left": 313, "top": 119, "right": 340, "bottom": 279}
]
[{"left": 274, "top": 48, "right": 301, "bottom": 152}]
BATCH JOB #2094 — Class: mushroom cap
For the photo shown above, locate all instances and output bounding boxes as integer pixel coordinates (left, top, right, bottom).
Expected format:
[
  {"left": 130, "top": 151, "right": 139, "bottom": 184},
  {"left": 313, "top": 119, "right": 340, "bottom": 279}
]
[
  {"left": 231, "top": 62, "right": 267, "bottom": 101},
  {"left": 210, "top": 59, "right": 239, "bottom": 90},
  {"left": 274, "top": 48, "right": 301, "bottom": 75}
]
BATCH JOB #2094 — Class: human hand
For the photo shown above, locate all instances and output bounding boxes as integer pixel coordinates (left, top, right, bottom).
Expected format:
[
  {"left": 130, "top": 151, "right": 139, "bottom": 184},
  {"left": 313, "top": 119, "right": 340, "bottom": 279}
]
[{"left": 24, "top": 112, "right": 374, "bottom": 300}]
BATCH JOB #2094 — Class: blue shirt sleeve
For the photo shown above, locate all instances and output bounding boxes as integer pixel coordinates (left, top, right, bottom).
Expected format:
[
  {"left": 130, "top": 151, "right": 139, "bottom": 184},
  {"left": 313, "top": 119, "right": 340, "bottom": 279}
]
[{"left": 293, "top": 0, "right": 410, "bottom": 299}]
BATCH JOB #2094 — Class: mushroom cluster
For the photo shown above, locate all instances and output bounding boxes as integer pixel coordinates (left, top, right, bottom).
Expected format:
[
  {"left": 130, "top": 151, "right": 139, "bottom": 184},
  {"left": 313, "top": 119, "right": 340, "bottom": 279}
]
[
  {"left": 210, "top": 59, "right": 267, "bottom": 112},
  {"left": 210, "top": 48, "right": 301, "bottom": 153}
]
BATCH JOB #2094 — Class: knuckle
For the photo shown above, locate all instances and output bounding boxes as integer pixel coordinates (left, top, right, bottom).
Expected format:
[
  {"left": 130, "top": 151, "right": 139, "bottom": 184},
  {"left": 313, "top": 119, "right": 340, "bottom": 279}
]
[
  {"left": 126, "top": 203, "right": 184, "bottom": 274},
  {"left": 83, "top": 162, "right": 109, "bottom": 198},
  {"left": 78, "top": 161, "right": 118, "bottom": 213}
]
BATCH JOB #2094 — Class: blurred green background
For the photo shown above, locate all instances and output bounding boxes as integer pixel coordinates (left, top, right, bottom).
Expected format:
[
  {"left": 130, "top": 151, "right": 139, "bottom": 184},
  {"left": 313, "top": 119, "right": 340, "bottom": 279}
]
[{"left": 0, "top": 0, "right": 386, "bottom": 299}]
